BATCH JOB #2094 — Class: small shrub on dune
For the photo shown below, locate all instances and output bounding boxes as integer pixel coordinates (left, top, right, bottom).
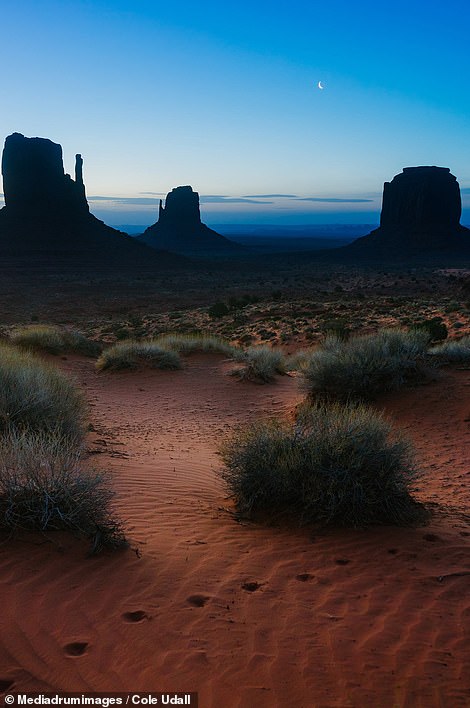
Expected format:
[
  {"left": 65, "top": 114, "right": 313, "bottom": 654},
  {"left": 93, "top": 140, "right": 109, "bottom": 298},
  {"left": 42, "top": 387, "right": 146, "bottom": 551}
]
[
  {"left": 0, "top": 343, "right": 87, "bottom": 441},
  {"left": 96, "top": 340, "right": 182, "bottom": 371},
  {"left": 11, "top": 324, "right": 101, "bottom": 357},
  {"left": 429, "top": 335, "right": 470, "bottom": 364},
  {"left": 302, "top": 329, "right": 431, "bottom": 400},
  {"left": 0, "top": 430, "right": 127, "bottom": 553},
  {"left": 11, "top": 325, "right": 64, "bottom": 354},
  {"left": 208, "top": 301, "right": 230, "bottom": 319},
  {"left": 219, "top": 401, "right": 427, "bottom": 527},
  {"left": 412, "top": 317, "right": 448, "bottom": 342},
  {"left": 232, "top": 345, "right": 286, "bottom": 383},
  {"left": 155, "top": 333, "right": 238, "bottom": 357},
  {"left": 286, "top": 349, "right": 313, "bottom": 372}
]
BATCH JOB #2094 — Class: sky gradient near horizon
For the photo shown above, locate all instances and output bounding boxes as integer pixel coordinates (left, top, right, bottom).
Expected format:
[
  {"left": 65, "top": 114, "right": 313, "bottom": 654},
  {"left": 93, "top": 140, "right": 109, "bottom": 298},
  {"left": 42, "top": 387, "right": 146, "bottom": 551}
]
[{"left": 1, "top": 0, "right": 470, "bottom": 225}]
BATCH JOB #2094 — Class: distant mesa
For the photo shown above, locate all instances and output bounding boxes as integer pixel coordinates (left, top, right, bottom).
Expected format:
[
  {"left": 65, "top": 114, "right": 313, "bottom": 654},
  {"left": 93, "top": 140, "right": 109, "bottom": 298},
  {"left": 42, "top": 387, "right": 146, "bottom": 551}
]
[
  {"left": 0, "top": 132, "right": 182, "bottom": 266},
  {"left": 346, "top": 166, "right": 470, "bottom": 256},
  {"left": 138, "top": 185, "right": 241, "bottom": 257}
]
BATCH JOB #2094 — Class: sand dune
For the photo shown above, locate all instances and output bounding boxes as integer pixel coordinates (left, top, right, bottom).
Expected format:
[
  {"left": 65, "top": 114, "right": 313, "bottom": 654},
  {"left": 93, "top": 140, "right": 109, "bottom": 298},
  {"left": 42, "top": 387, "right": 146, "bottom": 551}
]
[{"left": 0, "top": 354, "right": 468, "bottom": 707}]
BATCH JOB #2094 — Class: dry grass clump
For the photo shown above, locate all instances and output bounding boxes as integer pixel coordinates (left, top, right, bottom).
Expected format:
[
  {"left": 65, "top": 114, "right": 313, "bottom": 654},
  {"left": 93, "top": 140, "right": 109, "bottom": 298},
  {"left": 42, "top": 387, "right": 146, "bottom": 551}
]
[
  {"left": 429, "top": 335, "right": 470, "bottom": 364},
  {"left": 301, "top": 329, "right": 431, "bottom": 400},
  {"left": 0, "top": 342, "right": 87, "bottom": 442},
  {"left": 0, "top": 430, "right": 127, "bottom": 553},
  {"left": 232, "top": 345, "right": 286, "bottom": 383},
  {"left": 11, "top": 324, "right": 101, "bottom": 357},
  {"left": 96, "top": 340, "right": 182, "bottom": 371},
  {"left": 154, "top": 333, "right": 238, "bottom": 357},
  {"left": 286, "top": 349, "right": 312, "bottom": 371},
  {"left": 219, "top": 401, "right": 427, "bottom": 527}
]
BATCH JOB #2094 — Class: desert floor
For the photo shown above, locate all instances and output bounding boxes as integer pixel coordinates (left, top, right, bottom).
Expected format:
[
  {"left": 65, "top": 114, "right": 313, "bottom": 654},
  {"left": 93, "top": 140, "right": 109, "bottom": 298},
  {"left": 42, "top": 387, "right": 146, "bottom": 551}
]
[{"left": 0, "top": 352, "right": 468, "bottom": 708}]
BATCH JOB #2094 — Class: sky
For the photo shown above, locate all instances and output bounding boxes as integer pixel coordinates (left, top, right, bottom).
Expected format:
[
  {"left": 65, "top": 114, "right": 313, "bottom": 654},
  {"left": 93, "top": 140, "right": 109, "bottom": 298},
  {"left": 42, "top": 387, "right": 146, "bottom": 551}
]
[{"left": 1, "top": 0, "right": 470, "bottom": 226}]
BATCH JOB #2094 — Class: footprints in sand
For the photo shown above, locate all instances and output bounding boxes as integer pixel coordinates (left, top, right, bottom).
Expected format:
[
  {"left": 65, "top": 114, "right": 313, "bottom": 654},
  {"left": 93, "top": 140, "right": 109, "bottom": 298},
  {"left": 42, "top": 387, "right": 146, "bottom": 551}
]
[
  {"left": 296, "top": 573, "right": 314, "bottom": 582},
  {"left": 424, "top": 533, "right": 442, "bottom": 542},
  {"left": 63, "top": 611, "right": 151, "bottom": 662},
  {"left": 64, "top": 642, "right": 89, "bottom": 657},
  {"left": 122, "top": 610, "right": 149, "bottom": 623},
  {"left": 241, "top": 581, "right": 263, "bottom": 592},
  {"left": 187, "top": 594, "right": 211, "bottom": 607}
]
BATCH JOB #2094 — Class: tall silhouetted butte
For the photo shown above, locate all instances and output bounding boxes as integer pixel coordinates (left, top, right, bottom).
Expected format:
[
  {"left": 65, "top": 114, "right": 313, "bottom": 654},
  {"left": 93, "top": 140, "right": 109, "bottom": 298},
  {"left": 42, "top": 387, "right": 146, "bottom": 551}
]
[{"left": 0, "top": 132, "right": 182, "bottom": 267}]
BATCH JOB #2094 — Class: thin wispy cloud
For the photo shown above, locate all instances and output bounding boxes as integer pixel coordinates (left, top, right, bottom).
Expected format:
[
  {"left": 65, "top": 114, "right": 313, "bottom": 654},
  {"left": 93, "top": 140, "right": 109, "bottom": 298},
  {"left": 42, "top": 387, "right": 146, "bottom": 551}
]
[
  {"left": 83, "top": 193, "right": 380, "bottom": 210},
  {"left": 295, "top": 197, "right": 374, "bottom": 203},
  {"left": 200, "top": 195, "right": 272, "bottom": 204},
  {"left": 88, "top": 194, "right": 273, "bottom": 205},
  {"left": 242, "top": 193, "right": 298, "bottom": 198},
  {"left": 88, "top": 196, "right": 160, "bottom": 205}
]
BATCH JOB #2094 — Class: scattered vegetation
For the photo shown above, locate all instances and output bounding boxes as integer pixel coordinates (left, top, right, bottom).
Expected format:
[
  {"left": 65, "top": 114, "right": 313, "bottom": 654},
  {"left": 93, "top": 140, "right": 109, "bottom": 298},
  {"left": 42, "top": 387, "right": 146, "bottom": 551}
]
[
  {"left": 286, "top": 349, "right": 312, "bottom": 372},
  {"left": 208, "top": 301, "right": 230, "bottom": 319},
  {"left": 232, "top": 345, "right": 286, "bottom": 383},
  {"left": 412, "top": 317, "right": 448, "bottom": 342},
  {"left": 320, "top": 318, "right": 350, "bottom": 340},
  {"left": 11, "top": 324, "right": 101, "bottom": 356},
  {"left": 96, "top": 340, "right": 182, "bottom": 371},
  {"left": 429, "top": 335, "right": 470, "bottom": 364},
  {"left": 154, "top": 333, "right": 238, "bottom": 357},
  {"left": 219, "top": 401, "right": 427, "bottom": 527},
  {"left": 0, "top": 429, "right": 127, "bottom": 553},
  {"left": 300, "top": 329, "right": 431, "bottom": 400},
  {"left": 0, "top": 342, "right": 87, "bottom": 441},
  {"left": 208, "top": 295, "right": 260, "bottom": 319}
]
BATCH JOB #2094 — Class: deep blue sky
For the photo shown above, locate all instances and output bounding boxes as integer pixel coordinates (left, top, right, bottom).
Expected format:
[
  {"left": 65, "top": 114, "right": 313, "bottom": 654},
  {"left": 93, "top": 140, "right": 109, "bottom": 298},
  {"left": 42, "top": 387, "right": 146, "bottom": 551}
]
[{"left": 1, "top": 0, "right": 470, "bottom": 225}]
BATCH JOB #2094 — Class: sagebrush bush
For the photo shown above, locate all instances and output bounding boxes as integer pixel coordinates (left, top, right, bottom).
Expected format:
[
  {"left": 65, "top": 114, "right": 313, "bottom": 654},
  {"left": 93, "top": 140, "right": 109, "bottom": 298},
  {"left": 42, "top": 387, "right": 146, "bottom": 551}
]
[
  {"left": 208, "top": 301, "right": 229, "bottom": 318},
  {"left": 219, "top": 401, "right": 427, "bottom": 527},
  {"left": 96, "top": 340, "right": 182, "bottom": 371},
  {"left": 232, "top": 345, "right": 286, "bottom": 382},
  {"left": 11, "top": 324, "right": 101, "bottom": 357},
  {"left": 0, "top": 343, "right": 87, "bottom": 441},
  {"left": 0, "top": 429, "right": 127, "bottom": 553},
  {"left": 301, "top": 329, "right": 431, "bottom": 400},
  {"left": 286, "top": 349, "right": 312, "bottom": 371},
  {"left": 412, "top": 317, "right": 448, "bottom": 342},
  {"left": 429, "top": 335, "right": 470, "bottom": 363},
  {"left": 154, "top": 333, "right": 238, "bottom": 357}
]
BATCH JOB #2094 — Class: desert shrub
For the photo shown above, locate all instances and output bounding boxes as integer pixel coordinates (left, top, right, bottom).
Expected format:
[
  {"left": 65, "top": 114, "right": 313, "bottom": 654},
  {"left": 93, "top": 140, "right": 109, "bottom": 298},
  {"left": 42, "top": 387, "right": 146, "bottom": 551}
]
[
  {"left": 320, "top": 318, "right": 350, "bottom": 340},
  {"left": 0, "top": 429, "right": 126, "bottom": 553},
  {"left": 232, "top": 345, "right": 286, "bottom": 382},
  {"left": 11, "top": 324, "right": 101, "bottom": 357},
  {"left": 412, "top": 317, "right": 448, "bottom": 342},
  {"left": 286, "top": 349, "right": 314, "bottom": 371},
  {"left": 96, "top": 340, "right": 182, "bottom": 371},
  {"left": 429, "top": 335, "right": 470, "bottom": 363},
  {"left": 11, "top": 325, "right": 64, "bottom": 354},
  {"left": 219, "top": 401, "right": 427, "bottom": 527},
  {"left": 208, "top": 301, "right": 230, "bottom": 319},
  {"left": 154, "top": 333, "right": 238, "bottom": 357},
  {"left": 301, "top": 329, "right": 431, "bottom": 400},
  {"left": 0, "top": 343, "right": 87, "bottom": 441}
]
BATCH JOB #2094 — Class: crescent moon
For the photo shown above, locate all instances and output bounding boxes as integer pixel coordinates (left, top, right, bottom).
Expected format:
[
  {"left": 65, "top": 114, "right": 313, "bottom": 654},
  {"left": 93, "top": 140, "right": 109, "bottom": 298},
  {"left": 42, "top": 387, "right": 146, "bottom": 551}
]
[{"left": 318, "top": 81, "right": 324, "bottom": 90}]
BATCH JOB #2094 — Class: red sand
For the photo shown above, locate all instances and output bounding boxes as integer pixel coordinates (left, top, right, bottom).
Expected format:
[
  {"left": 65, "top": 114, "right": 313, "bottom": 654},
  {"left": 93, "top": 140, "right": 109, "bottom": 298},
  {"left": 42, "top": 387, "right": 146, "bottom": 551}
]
[{"left": 0, "top": 355, "right": 469, "bottom": 707}]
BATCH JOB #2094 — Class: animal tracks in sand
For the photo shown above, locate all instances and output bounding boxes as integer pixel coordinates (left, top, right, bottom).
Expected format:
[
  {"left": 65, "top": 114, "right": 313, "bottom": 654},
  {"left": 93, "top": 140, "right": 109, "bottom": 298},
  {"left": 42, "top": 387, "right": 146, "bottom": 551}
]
[
  {"left": 64, "top": 642, "right": 89, "bottom": 657},
  {"left": 122, "top": 610, "right": 150, "bottom": 623}
]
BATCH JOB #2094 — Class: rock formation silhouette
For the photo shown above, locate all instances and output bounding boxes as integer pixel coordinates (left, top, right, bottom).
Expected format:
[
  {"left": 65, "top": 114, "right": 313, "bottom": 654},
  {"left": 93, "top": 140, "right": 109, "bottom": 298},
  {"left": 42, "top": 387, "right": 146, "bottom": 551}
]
[
  {"left": 346, "top": 166, "right": 470, "bottom": 257},
  {"left": 0, "top": 133, "right": 181, "bottom": 267},
  {"left": 138, "top": 185, "right": 240, "bottom": 257}
]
